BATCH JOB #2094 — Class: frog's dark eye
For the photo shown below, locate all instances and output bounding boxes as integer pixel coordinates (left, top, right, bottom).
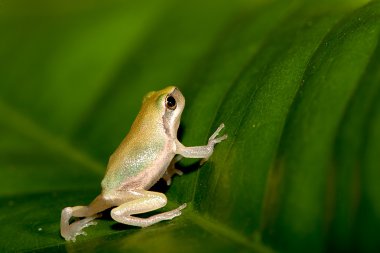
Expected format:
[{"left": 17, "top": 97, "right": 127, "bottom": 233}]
[{"left": 165, "top": 95, "right": 177, "bottom": 110}]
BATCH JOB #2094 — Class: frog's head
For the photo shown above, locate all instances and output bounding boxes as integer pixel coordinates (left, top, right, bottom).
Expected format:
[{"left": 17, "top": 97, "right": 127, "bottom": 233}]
[{"left": 142, "top": 86, "right": 185, "bottom": 137}]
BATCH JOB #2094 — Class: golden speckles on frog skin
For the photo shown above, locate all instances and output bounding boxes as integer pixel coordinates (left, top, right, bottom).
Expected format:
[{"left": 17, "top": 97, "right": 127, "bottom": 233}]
[{"left": 60, "top": 86, "right": 227, "bottom": 242}]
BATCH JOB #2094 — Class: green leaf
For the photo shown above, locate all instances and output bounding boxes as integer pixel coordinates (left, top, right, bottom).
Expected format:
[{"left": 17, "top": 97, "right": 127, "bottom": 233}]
[{"left": 1, "top": 0, "right": 379, "bottom": 252}]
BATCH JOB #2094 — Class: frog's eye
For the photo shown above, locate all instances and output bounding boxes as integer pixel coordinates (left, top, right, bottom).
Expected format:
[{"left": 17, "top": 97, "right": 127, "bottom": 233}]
[{"left": 165, "top": 95, "right": 177, "bottom": 110}]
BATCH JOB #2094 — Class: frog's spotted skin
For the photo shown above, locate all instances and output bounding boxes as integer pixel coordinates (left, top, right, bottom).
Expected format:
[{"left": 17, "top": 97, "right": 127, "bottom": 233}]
[{"left": 60, "top": 86, "right": 227, "bottom": 242}]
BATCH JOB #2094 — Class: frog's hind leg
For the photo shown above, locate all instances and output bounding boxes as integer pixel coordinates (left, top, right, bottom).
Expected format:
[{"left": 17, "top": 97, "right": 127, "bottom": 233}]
[
  {"left": 61, "top": 194, "right": 111, "bottom": 241},
  {"left": 109, "top": 190, "right": 187, "bottom": 227}
]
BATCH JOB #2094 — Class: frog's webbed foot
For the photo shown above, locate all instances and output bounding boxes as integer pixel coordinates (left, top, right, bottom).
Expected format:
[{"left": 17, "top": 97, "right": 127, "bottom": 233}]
[
  {"left": 61, "top": 206, "right": 101, "bottom": 242},
  {"left": 61, "top": 194, "right": 113, "bottom": 241},
  {"left": 162, "top": 155, "right": 183, "bottom": 186},
  {"left": 63, "top": 215, "right": 99, "bottom": 242}
]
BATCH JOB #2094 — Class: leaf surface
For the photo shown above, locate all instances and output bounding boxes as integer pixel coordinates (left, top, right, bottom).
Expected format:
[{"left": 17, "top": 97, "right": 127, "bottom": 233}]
[{"left": 0, "top": 0, "right": 379, "bottom": 252}]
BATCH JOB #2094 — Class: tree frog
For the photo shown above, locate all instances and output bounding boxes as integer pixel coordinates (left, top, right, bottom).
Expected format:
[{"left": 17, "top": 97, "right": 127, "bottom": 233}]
[{"left": 60, "top": 86, "right": 227, "bottom": 241}]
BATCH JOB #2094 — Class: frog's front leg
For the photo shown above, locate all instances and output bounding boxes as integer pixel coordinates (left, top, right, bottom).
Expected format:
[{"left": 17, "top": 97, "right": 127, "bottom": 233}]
[
  {"left": 61, "top": 195, "right": 111, "bottom": 241},
  {"left": 110, "top": 190, "right": 186, "bottom": 227},
  {"left": 175, "top": 123, "right": 227, "bottom": 163}
]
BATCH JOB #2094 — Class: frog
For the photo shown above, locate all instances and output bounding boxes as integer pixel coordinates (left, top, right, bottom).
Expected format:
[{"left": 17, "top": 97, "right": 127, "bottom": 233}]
[{"left": 60, "top": 86, "right": 227, "bottom": 241}]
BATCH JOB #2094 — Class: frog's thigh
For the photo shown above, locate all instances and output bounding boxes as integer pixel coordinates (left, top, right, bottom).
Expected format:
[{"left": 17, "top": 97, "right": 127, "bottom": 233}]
[{"left": 110, "top": 190, "right": 184, "bottom": 227}]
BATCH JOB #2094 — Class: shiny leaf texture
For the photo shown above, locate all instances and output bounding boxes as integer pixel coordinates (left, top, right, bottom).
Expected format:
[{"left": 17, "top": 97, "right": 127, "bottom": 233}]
[{"left": 0, "top": 0, "right": 379, "bottom": 252}]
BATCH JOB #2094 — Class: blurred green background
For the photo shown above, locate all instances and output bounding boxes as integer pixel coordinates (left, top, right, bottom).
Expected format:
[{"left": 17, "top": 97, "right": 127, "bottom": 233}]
[{"left": 0, "top": 0, "right": 380, "bottom": 252}]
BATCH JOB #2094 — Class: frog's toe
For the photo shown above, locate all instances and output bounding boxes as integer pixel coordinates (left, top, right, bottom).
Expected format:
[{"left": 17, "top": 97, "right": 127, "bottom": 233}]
[
  {"left": 165, "top": 203, "right": 187, "bottom": 219},
  {"left": 208, "top": 123, "right": 226, "bottom": 141},
  {"left": 64, "top": 215, "right": 99, "bottom": 242},
  {"left": 177, "top": 203, "right": 187, "bottom": 211},
  {"left": 80, "top": 217, "right": 98, "bottom": 228},
  {"left": 212, "top": 134, "right": 228, "bottom": 144},
  {"left": 174, "top": 168, "right": 183, "bottom": 176},
  {"left": 75, "top": 215, "right": 99, "bottom": 228}
]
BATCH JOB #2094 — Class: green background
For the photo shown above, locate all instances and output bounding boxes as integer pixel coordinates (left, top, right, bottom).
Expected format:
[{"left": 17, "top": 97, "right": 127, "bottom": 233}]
[{"left": 0, "top": 0, "right": 379, "bottom": 252}]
